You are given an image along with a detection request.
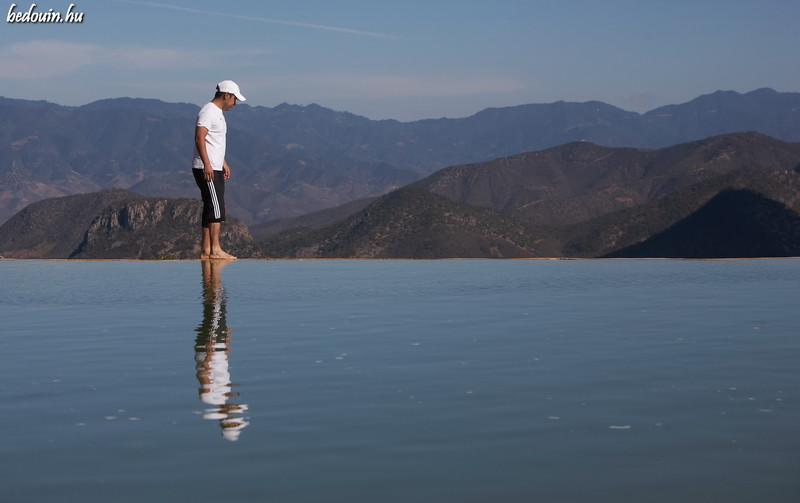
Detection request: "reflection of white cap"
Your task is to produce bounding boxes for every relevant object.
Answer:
[217,80,246,101]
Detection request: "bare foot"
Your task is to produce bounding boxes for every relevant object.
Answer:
[208,250,237,260]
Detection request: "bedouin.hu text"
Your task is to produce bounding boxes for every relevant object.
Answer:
[7,3,84,23]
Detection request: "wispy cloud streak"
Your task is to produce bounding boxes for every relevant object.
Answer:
[117,0,400,39]
[0,40,268,79]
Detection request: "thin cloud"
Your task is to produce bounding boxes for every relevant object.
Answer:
[116,0,400,39]
[253,73,526,100]
[110,47,203,69]
[108,47,274,69]
[0,41,101,79]
[0,40,270,79]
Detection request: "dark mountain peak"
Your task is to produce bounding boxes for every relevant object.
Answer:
[608,189,800,258]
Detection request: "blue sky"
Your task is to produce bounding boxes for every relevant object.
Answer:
[2,0,798,121]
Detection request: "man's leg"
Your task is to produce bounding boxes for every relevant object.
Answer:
[200,225,212,259]
[196,168,237,260]
[206,222,237,260]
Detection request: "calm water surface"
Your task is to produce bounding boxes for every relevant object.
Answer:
[1,259,798,502]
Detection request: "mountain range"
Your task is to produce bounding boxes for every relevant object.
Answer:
[4,131,799,259]
[2,88,800,259]
[2,88,799,227]
[259,132,800,259]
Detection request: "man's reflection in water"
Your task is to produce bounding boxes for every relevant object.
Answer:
[195,259,249,441]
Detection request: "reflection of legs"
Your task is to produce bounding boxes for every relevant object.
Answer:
[196,259,248,441]
[200,252,228,287]
[201,222,237,260]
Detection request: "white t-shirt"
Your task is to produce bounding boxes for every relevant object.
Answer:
[192,102,226,171]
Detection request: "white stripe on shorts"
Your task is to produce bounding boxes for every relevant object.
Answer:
[207,180,221,220]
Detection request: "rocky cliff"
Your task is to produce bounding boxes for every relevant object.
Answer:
[0,189,259,259]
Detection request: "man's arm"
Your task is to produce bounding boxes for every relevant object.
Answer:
[194,126,214,181]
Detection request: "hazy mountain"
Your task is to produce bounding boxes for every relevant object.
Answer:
[2,88,799,226]
[231,88,800,173]
[0,188,257,259]
[259,186,559,259]
[0,97,417,226]
[638,88,800,146]
[258,133,800,259]
[414,132,800,227]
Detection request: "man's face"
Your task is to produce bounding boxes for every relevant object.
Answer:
[221,93,237,111]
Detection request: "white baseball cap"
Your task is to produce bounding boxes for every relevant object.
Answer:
[217,80,246,102]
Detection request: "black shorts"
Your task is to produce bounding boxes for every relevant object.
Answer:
[193,169,226,226]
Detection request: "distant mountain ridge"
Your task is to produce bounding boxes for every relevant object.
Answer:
[414,132,800,227]
[2,88,799,226]
[260,132,800,259]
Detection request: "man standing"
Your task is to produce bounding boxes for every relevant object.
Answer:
[192,80,246,260]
